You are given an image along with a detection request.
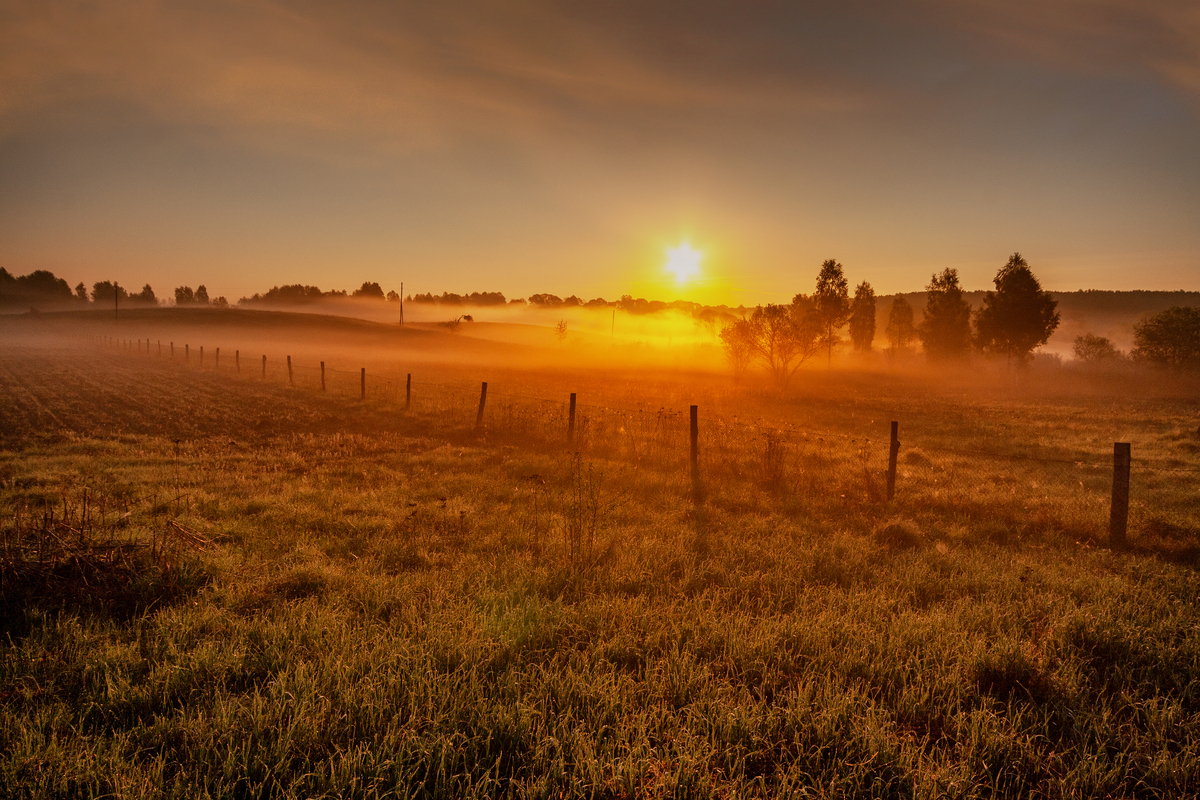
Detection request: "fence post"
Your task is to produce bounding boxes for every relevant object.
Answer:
[199,346,203,367]
[262,355,266,379]
[360,368,366,400]
[320,362,326,391]
[287,356,293,386]
[568,392,577,443]
[157,340,161,357]
[690,404,700,477]
[887,421,900,501]
[185,344,189,363]
[476,382,488,432]
[215,347,219,369]
[235,350,240,373]
[1110,442,1131,548]
[170,342,174,358]
[406,373,411,410]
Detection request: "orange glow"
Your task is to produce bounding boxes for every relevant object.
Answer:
[664,242,703,284]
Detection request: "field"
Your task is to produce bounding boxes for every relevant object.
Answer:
[3,310,1200,798]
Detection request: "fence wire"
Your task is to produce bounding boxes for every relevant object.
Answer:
[93,335,1199,540]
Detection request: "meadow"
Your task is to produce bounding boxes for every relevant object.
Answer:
[2,310,1200,798]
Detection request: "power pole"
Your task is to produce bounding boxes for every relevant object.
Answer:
[114,282,120,322]
[400,281,404,326]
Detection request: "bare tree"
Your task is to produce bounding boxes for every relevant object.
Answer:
[718,316,756,382]
[554,319,569,342]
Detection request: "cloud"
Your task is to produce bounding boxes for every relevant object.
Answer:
[920,0,1200,105]
[0,0,888,154]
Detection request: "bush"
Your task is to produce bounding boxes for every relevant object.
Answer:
[1132,306,1200,368]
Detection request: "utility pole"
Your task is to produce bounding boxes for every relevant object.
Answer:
[114,282,120,322]
[400,281,404,326]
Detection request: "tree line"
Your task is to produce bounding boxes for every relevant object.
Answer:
[719,253,1200,383]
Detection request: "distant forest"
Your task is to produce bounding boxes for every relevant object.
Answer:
[3,266,1198,328]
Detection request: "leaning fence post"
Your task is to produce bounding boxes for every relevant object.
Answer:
[360,368,366,400]
[235,350,240,373]
[262,355,266,379]
[887,421,900,501]
[476,382,488,432]
[1110,442,1131,548]
[406,373,412,410]
[199,346,204,367]
[320,361,326,391]
[185,344,189,363]
[215,347,219,369]
[170,342,174,358]
[568,392,577,443]
[287,356,293,386]
[157,340,161,357]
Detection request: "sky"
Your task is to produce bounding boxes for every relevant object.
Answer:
[2,0,1198,306]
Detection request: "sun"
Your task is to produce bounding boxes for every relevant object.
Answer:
[665,242,702,284]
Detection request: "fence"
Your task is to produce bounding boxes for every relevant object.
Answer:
[85,334,1199,549]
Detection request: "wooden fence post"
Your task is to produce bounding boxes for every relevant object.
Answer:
[215,347,219,369]
[887,421,900,501]
[690,405,702,500]
[406,373,411,410]
[261,355,266,379]
[157,340,161,357]
[185,344,189,363]
[320,361,326,391]
[568,392,577,443]
[1110,442,1131,548]
[361,368,366,400]
[287,356,293,386]
[476,382,488,432]
[235,350,240,373]
[199,346,203,367]
[170,342,174,358]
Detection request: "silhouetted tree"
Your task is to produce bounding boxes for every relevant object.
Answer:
[529,293,564,307]
[195,285,210,305]
[726,296,821,388]
[1073,333,1119,362]
[886,296,917,353]
[130,284,157,305]
[1131,306,1200,368]
[212,296,229,308]
[718,316,756,382]
[848,281,876,352]
[918,269,972,360]
[75,282,88,302]
[0,268,74,308]
[973,253,1059,365]
[554,319,569,342]
[386,290,400,302]
[353,281,385,299]
[814,259,850,363]
[92,281,129,304]
[174,286,195,305]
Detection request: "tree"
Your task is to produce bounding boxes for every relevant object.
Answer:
[554,319,569,342]
[174,286,195,305]
[130,284,156,305]
[718,296,821,388]
[386,290,400,302]
[353,281,385,299]
[718,316,756,383]
[1131,306,1200,368]
[814,259,850,363]
[74,282,88,302]
[195,285,210,305]
[92,281,128,304]
[886,296,916,353]
[1073,333,1119,362]
[918,268,972,360]
[848,281,876,352]
[973,253,1059,365]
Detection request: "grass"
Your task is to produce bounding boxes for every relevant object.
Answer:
[1,332,1199,797]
